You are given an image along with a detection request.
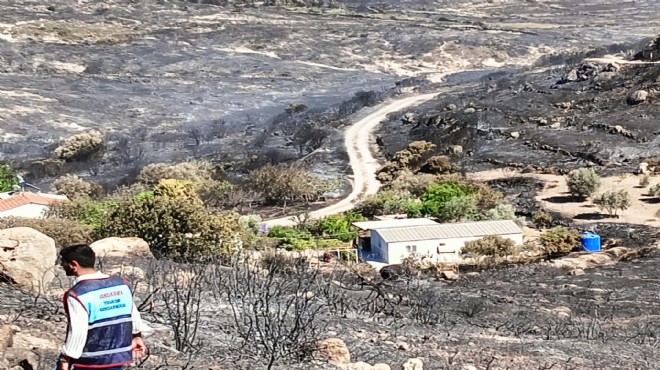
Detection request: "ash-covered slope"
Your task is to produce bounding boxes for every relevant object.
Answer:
[379,42,660,175]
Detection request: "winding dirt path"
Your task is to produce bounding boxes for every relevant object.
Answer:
[263,92,439,226]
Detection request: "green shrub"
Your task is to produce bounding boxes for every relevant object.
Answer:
[136,161,212,185]
[436,195,478,222]
[404,201,424,218]
[0,217,93,249]
[566,168,600,199]
[267,225,312,239]
[47,199,118,229]
[592,189,631,216]
[314,212,365,242]
[354,190,416,218]
[97,196,244,261]
[239,214,263,236]
[153,179,199,199]
[0,164,17,192]
[639,175,650,188]
[483,203,525,226]
[419,181,477,221]
[650,183,660,196]
[539,226,581,257]
[196,179,234,207]
[531,210,553,229]
[248,164,330,205]
[462,235,517,258]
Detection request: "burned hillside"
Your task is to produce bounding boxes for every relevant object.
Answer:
[379,47,660,177]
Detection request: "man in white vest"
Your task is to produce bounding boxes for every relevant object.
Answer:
[58,244,147,370]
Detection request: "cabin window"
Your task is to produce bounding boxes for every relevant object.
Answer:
[406,245,417,253]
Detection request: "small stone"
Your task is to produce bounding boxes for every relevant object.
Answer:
[396,341,411,351]
[463,366,478,370]
[463,107,476,114]
[568,269,585,276]
[441,271,459,281]
[446,103,457,111]
[549,121,561,129]
[564,68,579,82]
[449,145,463,155]
[510,131,520,139]
[499,296,515,304]
[373,364,391,370]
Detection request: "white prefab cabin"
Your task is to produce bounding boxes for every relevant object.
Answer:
[369,220,523,264]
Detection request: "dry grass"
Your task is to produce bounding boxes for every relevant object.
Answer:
[10,21,133,44]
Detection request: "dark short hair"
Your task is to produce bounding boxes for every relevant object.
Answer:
[59,244,95,268]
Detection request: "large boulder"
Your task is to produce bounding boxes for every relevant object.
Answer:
[627,90,648,105]
[0,324,13,353]
[0,227,56,292]
[316,338,351,365]
[402,358,424,370]
[90,237,154,259]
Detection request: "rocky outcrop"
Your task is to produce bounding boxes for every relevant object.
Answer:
[549,247,630,271]
[90,237,154,259]
[561,62,619,83]
[0,227,56,292]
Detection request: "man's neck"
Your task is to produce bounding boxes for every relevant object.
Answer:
[75,268,97,277]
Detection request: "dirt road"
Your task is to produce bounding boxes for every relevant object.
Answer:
[263,92,439,226]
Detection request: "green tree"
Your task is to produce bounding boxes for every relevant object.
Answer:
[419,181,475,220]
[354,190,416,218]
[592,189,631,216]
[462,235,517,258]
[0,164,17,192]
[566,168,601,199]
[97,195,244,261]
[314,212,366,242]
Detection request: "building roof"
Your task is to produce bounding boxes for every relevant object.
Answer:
[352,218,438,231]
[373,220,522,243]
[0,192,68,212]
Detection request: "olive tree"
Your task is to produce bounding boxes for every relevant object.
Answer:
[248,164,330,208]
[566,168,601,199]
[592,189,631,217]
[650,183,660,196]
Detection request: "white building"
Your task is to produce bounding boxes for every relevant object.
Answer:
[368,219,523,264]
[0,191,69,218]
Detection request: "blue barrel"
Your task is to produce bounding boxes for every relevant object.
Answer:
[581,231,601,252]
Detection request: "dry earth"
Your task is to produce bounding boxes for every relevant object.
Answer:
[469,169,660,228]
